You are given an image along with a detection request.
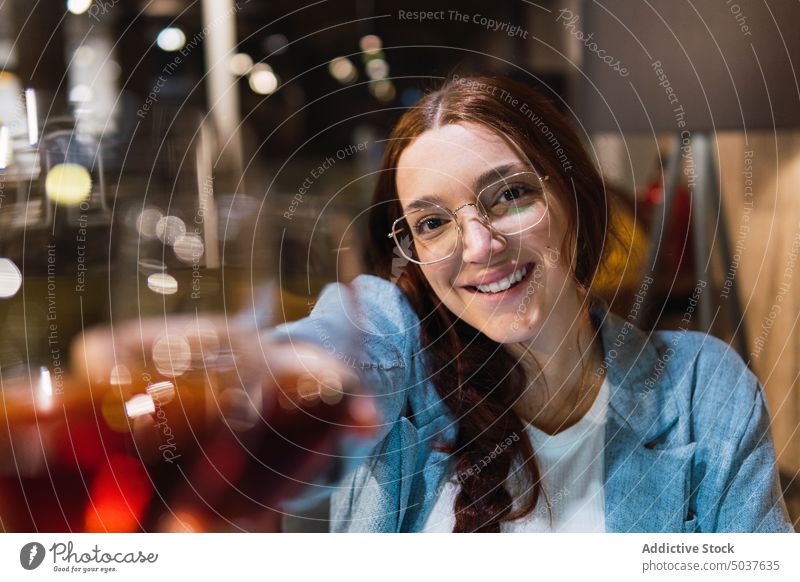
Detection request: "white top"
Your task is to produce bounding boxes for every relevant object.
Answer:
[422,378,610,532]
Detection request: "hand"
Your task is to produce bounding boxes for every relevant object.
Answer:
[61,314,379,532]
[70,313,373,421]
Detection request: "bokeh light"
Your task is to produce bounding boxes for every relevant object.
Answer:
[173,233,205,263]
[329,57,357,84]
[146,380,176,406]
[124,394,156,419]
[370,79,395,102]
[85,454,152,532]
[0,258,22,298]
[146,272,179,295]
[248,64,279,95]
[157,510,205,533]
[359,34,382,55]
[109,364,132,387]
[155,215,186,245]
[45,163,92,206]
[151,334,192,377]
[136,207,163,239]
[365,58,389,80]
[156,27,186,52]
[0,124,10,169]
[68,84,93,103]
[66,0,92,16]
[229,53,253,76]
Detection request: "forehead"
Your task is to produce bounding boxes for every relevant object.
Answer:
[395,122,523,204]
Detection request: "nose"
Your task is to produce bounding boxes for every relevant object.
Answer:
[457,207,506,263]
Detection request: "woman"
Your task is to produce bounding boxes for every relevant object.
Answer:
[272,74,793,533]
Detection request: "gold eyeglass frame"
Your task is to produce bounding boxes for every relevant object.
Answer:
[386,171,550,266]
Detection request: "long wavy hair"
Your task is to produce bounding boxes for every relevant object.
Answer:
[367,75,609,532]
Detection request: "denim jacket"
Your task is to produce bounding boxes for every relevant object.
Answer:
[269,275,793,533]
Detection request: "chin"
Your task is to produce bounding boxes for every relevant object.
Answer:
[461,308,545,345]
[493,322,542,345]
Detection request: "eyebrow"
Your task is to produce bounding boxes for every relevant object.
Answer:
[404,163,524,212]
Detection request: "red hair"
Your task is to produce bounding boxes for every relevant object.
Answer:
[367,75,609,532]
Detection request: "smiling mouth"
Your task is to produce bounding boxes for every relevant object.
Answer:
[464,262,535,295]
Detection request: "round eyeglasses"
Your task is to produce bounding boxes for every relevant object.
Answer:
[387,171,549,265]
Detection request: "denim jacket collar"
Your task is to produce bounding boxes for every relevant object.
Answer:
[592,304,681,444]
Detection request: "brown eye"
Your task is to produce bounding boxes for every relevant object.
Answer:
[499,185,526,202]
[489,183,539,212]
[415,215,449,235]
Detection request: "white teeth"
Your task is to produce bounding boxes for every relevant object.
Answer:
[476,265,528,294]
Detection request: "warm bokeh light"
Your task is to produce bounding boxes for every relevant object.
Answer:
[84,454,152,532]
[36,366,55,411]
[229,52,253,76]
[173,233,205,263]
[248,63,279,94]
[146,272,179,295]
[45,162,92,206]
[359,34,382,55]
[370,79,395,102]
[146,380,176,406]
[296,374,321,403]
[157,509,205,533]
[109,364,132,386]
[329,57,357,84]
[318,370,344,405]
[101,391,131,433]
[151,334,192,377]
[124,393,156,419]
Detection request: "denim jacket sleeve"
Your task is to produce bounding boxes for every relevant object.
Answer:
[263,274,420,448]
[710,375,793,532]
[686,336,793,532]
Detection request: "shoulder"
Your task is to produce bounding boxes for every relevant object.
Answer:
[648,330,789,532]
[297,272,419,334]
[296,275,422,374]
[657,329,757,395]
[341,275,422,354]
[600,307,762,441]
[266,275,419,358]
[349,275,420,334]
[652,329,762,434]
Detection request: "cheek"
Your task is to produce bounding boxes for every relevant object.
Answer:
[420,264,482,319]
[517,213,568,274]
[420,264,458,301]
